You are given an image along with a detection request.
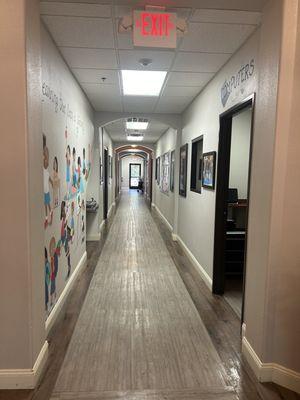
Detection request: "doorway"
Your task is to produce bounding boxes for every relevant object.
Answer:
[103,147,108,219]
[129,163,141,189]
[213,95,254,322]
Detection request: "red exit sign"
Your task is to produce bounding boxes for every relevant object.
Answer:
[133,10,177,48]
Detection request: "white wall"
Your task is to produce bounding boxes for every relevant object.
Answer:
[86,127,115,240]
[229,107,252,199]
[178,30,258,279]
[86,133,101,240]
[41,24,94,319]
[0,0,45,374]
[121,156,144,189]
[244,0,300,380]
[154,128,177,228]
[103,128,115,213]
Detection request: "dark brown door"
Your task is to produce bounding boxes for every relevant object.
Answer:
[103,148,108,219]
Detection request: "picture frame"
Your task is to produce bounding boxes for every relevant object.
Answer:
[156,157,160,184]
[161,152,170,194]
[170,150,175,192]
[108,155,112,179]
[202,151,216,189]
[179,144,188,197]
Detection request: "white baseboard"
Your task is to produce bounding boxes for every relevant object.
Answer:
[46,251,87,335]
[152,203,173,232]
[87,233,101,241]
[242,322,247,339]
[108,202,115,219]
[242,337,300,393]
[173,234,213,291]
[0,341,49,389]
[172,233,178,242]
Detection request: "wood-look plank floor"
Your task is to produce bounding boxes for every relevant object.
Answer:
[51,191,235,399]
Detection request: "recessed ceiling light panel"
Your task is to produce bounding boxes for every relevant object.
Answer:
[126,118,149,130]
[127,135,144,142]
[121,70,167,96]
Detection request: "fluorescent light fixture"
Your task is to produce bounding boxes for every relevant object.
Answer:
[121,70,167,96]
[127,135,144,142]
[126,121,149,130]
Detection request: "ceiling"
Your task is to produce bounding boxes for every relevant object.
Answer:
[40,1,263,117]
[104,118,169,143]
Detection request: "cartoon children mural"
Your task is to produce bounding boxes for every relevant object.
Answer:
[72,147,77,190]
[43,139,53,228]
[65,226,72,279]
[60,200,72,280]
[60,200,67,247]
[66,145,71,199]
[52,156,60,208]
[77,156,85,194]
[81,199,85,243]
[49,236,60,307]
[45,247,50,312]
[70,201,75,242]
[43,124,92,316]
[82,148,86,177]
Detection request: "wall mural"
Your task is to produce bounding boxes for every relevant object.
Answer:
[42,82,93,317]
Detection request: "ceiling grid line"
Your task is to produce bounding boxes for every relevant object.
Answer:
[40,0,263,134]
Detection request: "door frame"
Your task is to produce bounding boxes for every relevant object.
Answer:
[103,147,108,219]
[129,163,141,189]
[212,94,255,323]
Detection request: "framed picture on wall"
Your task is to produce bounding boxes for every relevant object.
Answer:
[161,152,170,194]
[156,157,160,184]
[179,144,188,197]
[202,151,216,189]
[170,150,175,192]
[108,155,112,179]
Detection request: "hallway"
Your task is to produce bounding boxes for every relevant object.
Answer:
[51,191,234,400]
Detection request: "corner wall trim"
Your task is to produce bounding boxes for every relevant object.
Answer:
[152,203,173,233]
[45,251,87,335]
[173,234,213,291]
[0,341,49,389]
[242,337,300,393]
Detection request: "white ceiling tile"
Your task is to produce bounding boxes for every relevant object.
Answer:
[104,118,168,143]
[42,16,114,48]
[156,96,192,114]
[72,69,119,84]
[167,72,214,87]
[40,2,112,18]
[84,87,123,112]
[172,52,231,73]
[191,9,261,24]
[42,0,267,12]
[60,48,118,69]
[162,85,201,98]
[180,22,256,53]
[123,97,157,113]
[114,5,132,18]
[89,96,123,112]
[171,8,192,19]
[117,33,134,50]
[119,50,175,70]
[81,83,121,98]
